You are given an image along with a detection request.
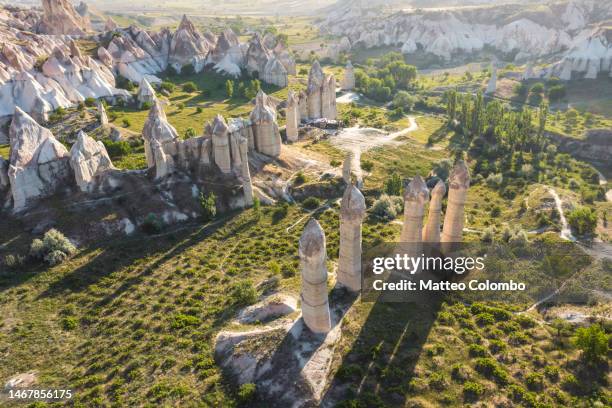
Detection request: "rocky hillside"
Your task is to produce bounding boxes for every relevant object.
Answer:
[320,0,612,79]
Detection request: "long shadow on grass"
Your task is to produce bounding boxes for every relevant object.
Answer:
[320,287,445,407]
[35,218,230,302]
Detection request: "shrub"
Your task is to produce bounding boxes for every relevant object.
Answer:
[567,206,597,236]
[573,324,609,363]
[61,316,78,330]
[84,97,96,107]
[437,311,455,326]
[463,381,485,400]
[170,313,200,330]
[237,383,256,404]
[497,321,519,335]
[525,372,544,391]
[141,101,152,110]
[428,372,448,390]
[122,118,131,128]
[486,173,503,188]
[294,171,306,185]
[451,363,470,382]
[182,81,197,93]
[468,344,488,357]
[103,140,131,158]
[196,106,203,114]
[488,339,506,354]
[230,280,257,306]
[371,194,402,221]
[272,203,289,223]
[548,85,566,101]
[142,213,163,234]
[474,358,509,385]
[302,197,320,210]
[199,192,217,222]
[184,127,197,139]
[116,75,134,91]
[361,160,374,172]
[160,81,175,93]
[475,312,495,326]
[3,254,25,268]
[544,365,560,381]
[29,229,76,266]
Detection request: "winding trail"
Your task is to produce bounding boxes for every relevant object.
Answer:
[329,116,419,184]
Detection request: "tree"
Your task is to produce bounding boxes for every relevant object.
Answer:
[199,192,217,222]
[573,324,609,363]
[548,85,566,101]
[392,91,416,113]
[537,101,548,142]
[567,206,597,236]
[384,173,403,196]
[182,81,197,93]
[225,80,234,99]
[184,127,196,139]
[433,159,453,181]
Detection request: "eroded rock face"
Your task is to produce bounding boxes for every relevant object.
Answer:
[401,175,429,243]
[320,0,612,80]
[342,60,355,91]
[97,100,108,126]
[0,156,9,189]
[169,15,214,73]
[7,108,71,210]
[211,114,232,174]
[305,61,337,120]
[299,218,331,334]
[262,57,288,87]
[338,185,366,292]
[142,99,179,169]
[285,90,299,143]
[441,161,470,244]
[39,0,91,35]
[250,90,281,158]
[137,78,156,107]
[69,131,114,192]
[422,180,446,243]
[0,10,129,136]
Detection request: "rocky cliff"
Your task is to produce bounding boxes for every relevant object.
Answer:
[320,0,612,79]
[38,0,91,36]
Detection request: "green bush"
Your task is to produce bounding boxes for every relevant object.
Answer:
[462,381,485,400]
[488,339,506,354]
[544,365,560,381]
[475,312,495,326]
[141,101,152,110]
[29,229,77,266]
[84,97,96,107]
[371,194,402,221]
[230,280,257,306]
[361,160,374,172]
[573,324,609,363]
[567,206,597,236]
[468,344,488,357]
[302,197,320,210]
[61,316,78,330]
[294,171,306,185]
[525,372,544,391]
[142,213,162,234]
[384,173,402,196]
[103,140,132,158]
[116,75,134,91]
[160,81,175,93]
[237,383,256,404]
[170,313,200,330]
[428,372,448,390]
[184,127,197,139]
[199,192,217,222]
[182,81,197,93]
[122,118,131,128]
[474,358,509,385]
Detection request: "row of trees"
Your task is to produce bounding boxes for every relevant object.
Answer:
[445,90,549,159]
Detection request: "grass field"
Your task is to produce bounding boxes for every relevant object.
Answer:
[0,144,9,158]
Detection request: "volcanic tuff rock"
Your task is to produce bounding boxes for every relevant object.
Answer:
[250,90,281,157]
[136,78,156,107]
[38,0,91,35]
[69,131,114,192]
[100,18,295,86]
[142,99,179,169]
[7,108,71,210]
[320,0,612,79]
[0,7,130,140]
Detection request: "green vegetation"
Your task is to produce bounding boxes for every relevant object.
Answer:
[354,52,417,102]
[29,229,77,266]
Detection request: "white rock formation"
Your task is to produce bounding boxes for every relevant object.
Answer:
[105,17,118,32]
[441,161,470,244]
[338,184,366,292]
[7,108,71,210]
[342,60,355,91]
[306,61,337,120]
[38,0,91,35]
[422,180,446,243]
[299,218,331,334]
[400,175,429,243]
[285,90,300,143]
[250,90,281,158]
[142,99,178,170]
[169,15,214,73]
[342,152,353,184]
[237,136,253,206]
[262,57,288,88]
[211,114,232,174]
[69,131,114,192]
[320,0,612,80]
[97,100,108,126]
[137,78,156,108]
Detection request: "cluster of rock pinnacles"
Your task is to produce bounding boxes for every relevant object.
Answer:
[299,161,470,334]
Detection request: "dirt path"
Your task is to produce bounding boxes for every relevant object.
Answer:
[329,117,419,184]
